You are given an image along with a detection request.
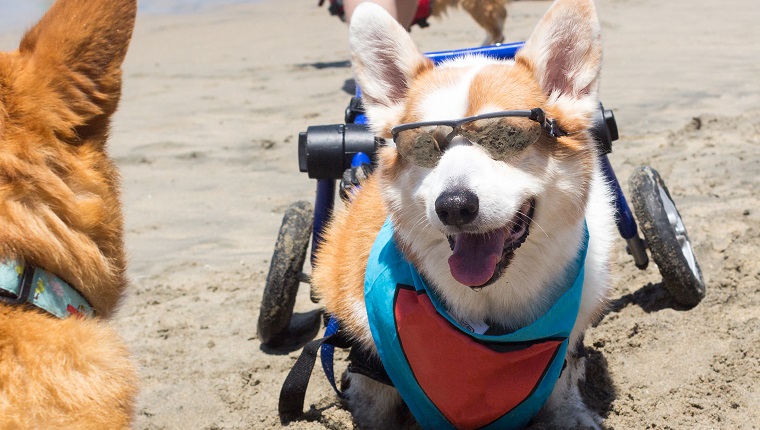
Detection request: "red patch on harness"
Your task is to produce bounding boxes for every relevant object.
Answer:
[395,287,562,429]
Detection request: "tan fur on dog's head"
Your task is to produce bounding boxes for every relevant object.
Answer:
[0,0,136,317]
[350,0,603,328]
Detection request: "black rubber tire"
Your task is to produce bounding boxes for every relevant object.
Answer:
[257,200,314,345]
[629,166,705,307]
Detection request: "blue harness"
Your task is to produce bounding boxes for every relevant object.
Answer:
[356,218,588,429]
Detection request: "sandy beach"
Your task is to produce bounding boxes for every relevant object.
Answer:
[2,0,759,428]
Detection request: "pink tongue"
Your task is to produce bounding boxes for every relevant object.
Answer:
[448,230,507,287]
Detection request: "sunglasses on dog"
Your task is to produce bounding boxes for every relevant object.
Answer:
[390,108,571,168]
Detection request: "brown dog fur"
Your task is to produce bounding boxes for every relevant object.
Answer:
[431,0,510,44]
[0,0,138,427]
[312,150,395,348]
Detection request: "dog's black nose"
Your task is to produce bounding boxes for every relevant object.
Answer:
[435,189,479,227]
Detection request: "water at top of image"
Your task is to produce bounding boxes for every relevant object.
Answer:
[0,0,262,36]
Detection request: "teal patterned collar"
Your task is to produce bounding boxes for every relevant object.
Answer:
[0,258,94,319]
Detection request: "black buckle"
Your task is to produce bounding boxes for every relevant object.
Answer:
[344,96,365,124]
[0,264,35,305]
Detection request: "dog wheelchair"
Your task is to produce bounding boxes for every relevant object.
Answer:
[257,42,705,347]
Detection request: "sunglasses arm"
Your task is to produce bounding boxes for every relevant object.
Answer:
[530,108,570,138]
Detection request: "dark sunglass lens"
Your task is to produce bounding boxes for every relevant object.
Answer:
[395,125,457,168]
[466,118,542,158]
[396,128,441,168]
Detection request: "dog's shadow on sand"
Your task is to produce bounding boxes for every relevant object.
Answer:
[607,281,695,314]
[581,348,617,426]
[259,309,323,355]
[580,281,691,426]
[297,59,356,95]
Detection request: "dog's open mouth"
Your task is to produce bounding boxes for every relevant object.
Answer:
[447,199,535,288]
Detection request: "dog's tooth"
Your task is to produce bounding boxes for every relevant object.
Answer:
[472,287,483,292]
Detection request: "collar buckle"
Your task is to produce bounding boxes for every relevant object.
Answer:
[0,264,35,306]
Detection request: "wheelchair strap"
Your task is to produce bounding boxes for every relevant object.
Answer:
[278,318,352,420]
[279,316,394,421]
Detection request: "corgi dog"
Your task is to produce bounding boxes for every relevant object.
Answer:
[312,0,616,428]
[430,0,509,45]
[0,0,138,427]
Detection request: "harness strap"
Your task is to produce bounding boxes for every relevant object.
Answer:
[278,317,352,420]
[319,316,345,396]
[322,316,394,392]
[279,316,395,422]
[347,345,394,387]
[414,0,431,27]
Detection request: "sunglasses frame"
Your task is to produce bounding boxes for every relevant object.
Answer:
[390,108,570,144]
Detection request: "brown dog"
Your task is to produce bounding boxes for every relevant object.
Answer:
[431,0,509,44]
[0,0,138,427]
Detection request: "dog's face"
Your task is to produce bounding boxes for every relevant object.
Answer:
[0,0,136,317]
[351,0,602,323]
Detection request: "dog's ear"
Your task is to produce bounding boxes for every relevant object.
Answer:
[17,0,137,145]
[349,2,432,136]
[516,0,602,109]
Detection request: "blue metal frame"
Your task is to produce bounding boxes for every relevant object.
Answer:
[424,41,525,64]
[310,42,647,269]
[311,179,335,264]
[599,155,637,240]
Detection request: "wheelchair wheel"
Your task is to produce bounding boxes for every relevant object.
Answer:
[629,166,705,307]
[258,200,314,345]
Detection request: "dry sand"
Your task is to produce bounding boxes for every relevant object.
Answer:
[3,0,759,428]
